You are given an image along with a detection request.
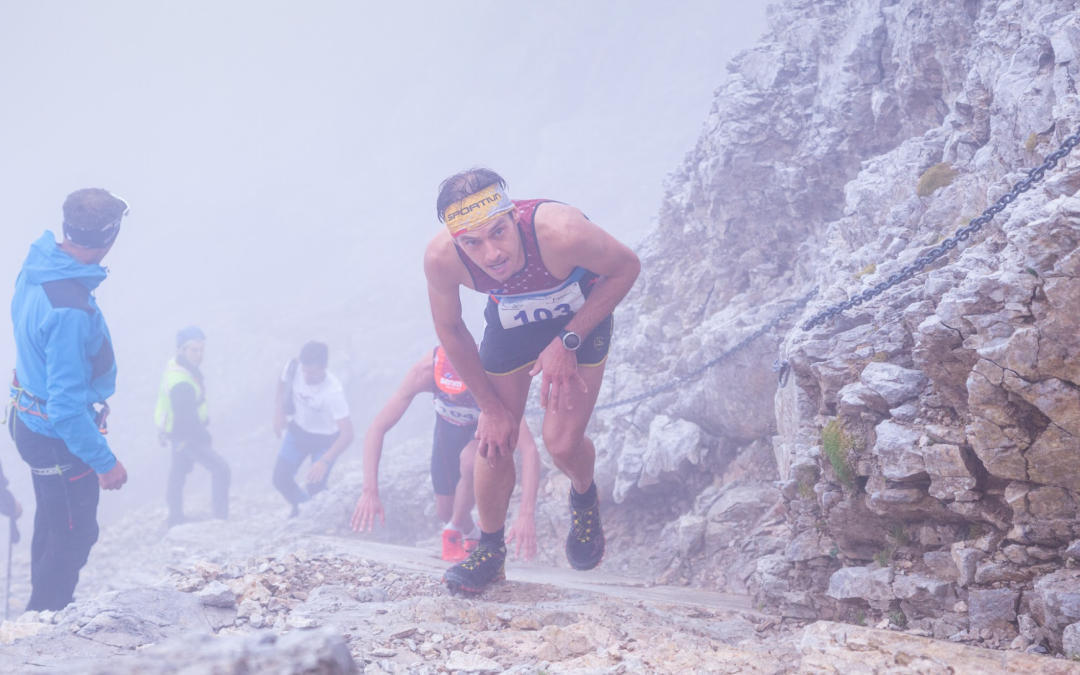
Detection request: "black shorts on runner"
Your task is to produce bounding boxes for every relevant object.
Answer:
[431,415,477,496]
[479,298,613,376]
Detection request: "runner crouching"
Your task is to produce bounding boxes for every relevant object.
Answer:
[350,345,540,562]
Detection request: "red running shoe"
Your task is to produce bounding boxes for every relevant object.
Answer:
[441,529,468,562]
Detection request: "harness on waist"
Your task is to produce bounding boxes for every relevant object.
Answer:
[29,464,92,481]
[8,370,110,435]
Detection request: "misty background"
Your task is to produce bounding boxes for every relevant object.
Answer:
[0,2,768,528]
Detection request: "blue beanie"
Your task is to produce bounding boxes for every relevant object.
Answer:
[176,325,206,348]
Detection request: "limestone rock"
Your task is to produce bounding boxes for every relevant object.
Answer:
[65,627,359,675]
[951,545,983,588]
[444,651,502,673]
[860,362,928,407]
[826,566,895,610]
[1064,623,1080,660]
[892,574,956,620]
[923,551,959,582]
[837,382,890,415]
[872,421,925,482]
[968,588,1019,639]
[799,621,1080,674]
[1035,570,1080,632]
[195,580,237,608]
[0,620,49,645]
[639,415,704,488]
[922,443,977,501]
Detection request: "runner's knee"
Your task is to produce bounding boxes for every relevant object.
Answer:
[542,429,580,462]
[459,445,476,475]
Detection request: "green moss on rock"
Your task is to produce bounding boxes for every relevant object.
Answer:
[916,163,958,198]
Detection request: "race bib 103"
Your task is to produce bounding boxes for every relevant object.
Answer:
[496,276,586,329]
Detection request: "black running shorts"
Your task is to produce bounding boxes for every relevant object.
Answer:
[479,298,613,376]
[431,415,477,496]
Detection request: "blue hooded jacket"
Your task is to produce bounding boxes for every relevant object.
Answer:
[10,231,117,474]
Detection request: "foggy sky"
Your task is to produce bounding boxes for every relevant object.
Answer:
[0,2,769,523]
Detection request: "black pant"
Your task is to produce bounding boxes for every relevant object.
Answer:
[431,416,477,496]
[11,414,100,612]
[167,442,230,522]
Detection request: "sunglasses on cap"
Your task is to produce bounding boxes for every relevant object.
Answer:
[63,193,130,249]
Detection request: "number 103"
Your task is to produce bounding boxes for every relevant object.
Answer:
[512,303,573,325]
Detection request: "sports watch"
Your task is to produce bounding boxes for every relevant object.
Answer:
[559,329,582,351]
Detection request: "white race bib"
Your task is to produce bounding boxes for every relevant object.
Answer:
[433,398,481,426]
[497,280,586,329]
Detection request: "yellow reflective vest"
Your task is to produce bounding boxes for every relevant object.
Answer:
[154,358,209,434]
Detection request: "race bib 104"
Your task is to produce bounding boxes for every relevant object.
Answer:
[433,398,481,426]
[496,277,586,329]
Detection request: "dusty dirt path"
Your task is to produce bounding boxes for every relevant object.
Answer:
[311,535,758,614]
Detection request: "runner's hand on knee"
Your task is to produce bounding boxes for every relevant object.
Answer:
[476,406,519,465]
[530,339,588,413]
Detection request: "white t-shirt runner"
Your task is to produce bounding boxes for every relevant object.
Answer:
[281,362,350,435]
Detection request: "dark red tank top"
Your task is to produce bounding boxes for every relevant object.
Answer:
[456,199,574,295]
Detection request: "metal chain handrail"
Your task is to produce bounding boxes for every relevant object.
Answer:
[801,130,1080,331]
[524,287,818,415]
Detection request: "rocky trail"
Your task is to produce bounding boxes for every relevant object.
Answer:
[0,470,1078,674]
[6,0,1080,672]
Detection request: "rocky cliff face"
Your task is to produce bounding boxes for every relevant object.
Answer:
[581,0,1080,656]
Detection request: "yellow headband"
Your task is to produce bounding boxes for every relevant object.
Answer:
[443,184,514,237]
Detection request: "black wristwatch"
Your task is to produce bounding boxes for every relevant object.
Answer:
[559,329,582,351]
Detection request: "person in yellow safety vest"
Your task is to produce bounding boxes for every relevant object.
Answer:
[155,326,230,526]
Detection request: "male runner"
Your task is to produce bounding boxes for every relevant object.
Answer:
[350,345,540,562]
[424,168,640,593]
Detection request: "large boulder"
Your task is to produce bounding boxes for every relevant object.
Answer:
[826,566,895,611]
[63,627,359,675]
[967,588,1019,640]
[872,421,925,482]
[1035,570,1080,633]
[859,362,928,407]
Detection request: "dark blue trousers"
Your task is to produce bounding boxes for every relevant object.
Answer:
[11,414,100,612]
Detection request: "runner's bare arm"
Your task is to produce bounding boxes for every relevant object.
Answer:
[363,357,432,493]
[537,203,641,338]
[517,417,540,520]
[531,205,641,411]
[352,356,431,531]
[506,417,541,561]
[424,234,519,458]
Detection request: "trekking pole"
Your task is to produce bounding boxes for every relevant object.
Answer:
[4,516,17,622]
[5,517,13,621]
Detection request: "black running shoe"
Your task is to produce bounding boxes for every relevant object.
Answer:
[566,491,605,570]
[443,542,506,594]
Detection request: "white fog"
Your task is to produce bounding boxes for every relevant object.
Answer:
[1,1,767,524]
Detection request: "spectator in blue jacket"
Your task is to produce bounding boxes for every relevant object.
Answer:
[9,188,129,612]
